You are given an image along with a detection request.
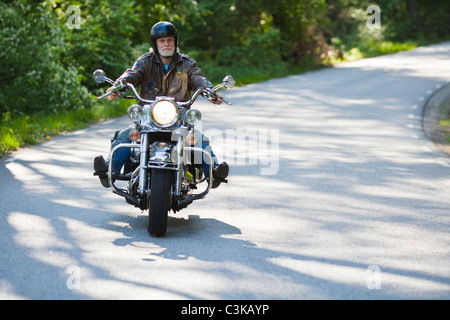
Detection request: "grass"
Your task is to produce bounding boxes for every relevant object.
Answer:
[0,98,131,158]
[363,40,419,57]
[325,40,421,65]
[439,103,450,143]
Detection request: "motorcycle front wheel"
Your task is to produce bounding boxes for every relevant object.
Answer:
[147,169,172,237]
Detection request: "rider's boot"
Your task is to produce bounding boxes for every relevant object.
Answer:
[93,155,110,188]
[212,162,229,189]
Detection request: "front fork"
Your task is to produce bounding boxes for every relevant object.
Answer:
[138,134,149,195]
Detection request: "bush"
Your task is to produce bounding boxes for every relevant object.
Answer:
[0,1,92,116]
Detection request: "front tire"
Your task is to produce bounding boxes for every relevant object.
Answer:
[148,169,172,237]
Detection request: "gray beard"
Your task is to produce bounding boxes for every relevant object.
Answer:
[158,47,176,58]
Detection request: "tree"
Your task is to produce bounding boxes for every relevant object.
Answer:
[0,0,91,115]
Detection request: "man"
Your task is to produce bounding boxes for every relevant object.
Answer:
[94,21,229,188]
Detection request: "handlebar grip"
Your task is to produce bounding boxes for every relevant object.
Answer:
[97,91,114,100]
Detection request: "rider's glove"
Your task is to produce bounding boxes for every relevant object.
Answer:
[202,88,223,105]
[202,88,219,101]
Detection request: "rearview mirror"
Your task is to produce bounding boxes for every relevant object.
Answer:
[93,69,107,83]
[223,75,235,90]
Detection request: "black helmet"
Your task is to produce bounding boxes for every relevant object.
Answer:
[150,21,178,51]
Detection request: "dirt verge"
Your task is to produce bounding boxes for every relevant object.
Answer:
[422,83,450,156]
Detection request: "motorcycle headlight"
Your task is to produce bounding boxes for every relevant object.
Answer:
[151,100,179,127]
[185,109,202,125]
[127,104,143,121]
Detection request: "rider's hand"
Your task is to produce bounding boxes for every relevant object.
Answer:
[210,93,223,105]
[203,89,223,105]
[106,87,120,100]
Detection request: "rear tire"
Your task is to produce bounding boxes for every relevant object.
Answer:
[148,169,172,237]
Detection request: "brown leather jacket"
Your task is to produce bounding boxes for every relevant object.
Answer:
[117,50,213,102]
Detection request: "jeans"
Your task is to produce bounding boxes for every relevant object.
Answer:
[108,126,219,175]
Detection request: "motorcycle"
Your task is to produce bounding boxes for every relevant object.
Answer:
[92,69,235,237]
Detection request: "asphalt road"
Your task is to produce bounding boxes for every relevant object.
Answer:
[1,42,450,300]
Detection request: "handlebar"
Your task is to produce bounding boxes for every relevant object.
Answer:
[96,78,231,106]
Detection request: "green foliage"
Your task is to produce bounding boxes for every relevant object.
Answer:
[54,0,138,90]
[374,0,450,41]
[0,0,92,115]
[324,0,449,59]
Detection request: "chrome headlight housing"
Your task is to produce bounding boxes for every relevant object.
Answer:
[185,108,202,125]
[151,99,180,128]
[127,104,143,121]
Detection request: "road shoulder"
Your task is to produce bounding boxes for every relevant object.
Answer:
[422,83,450,156]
